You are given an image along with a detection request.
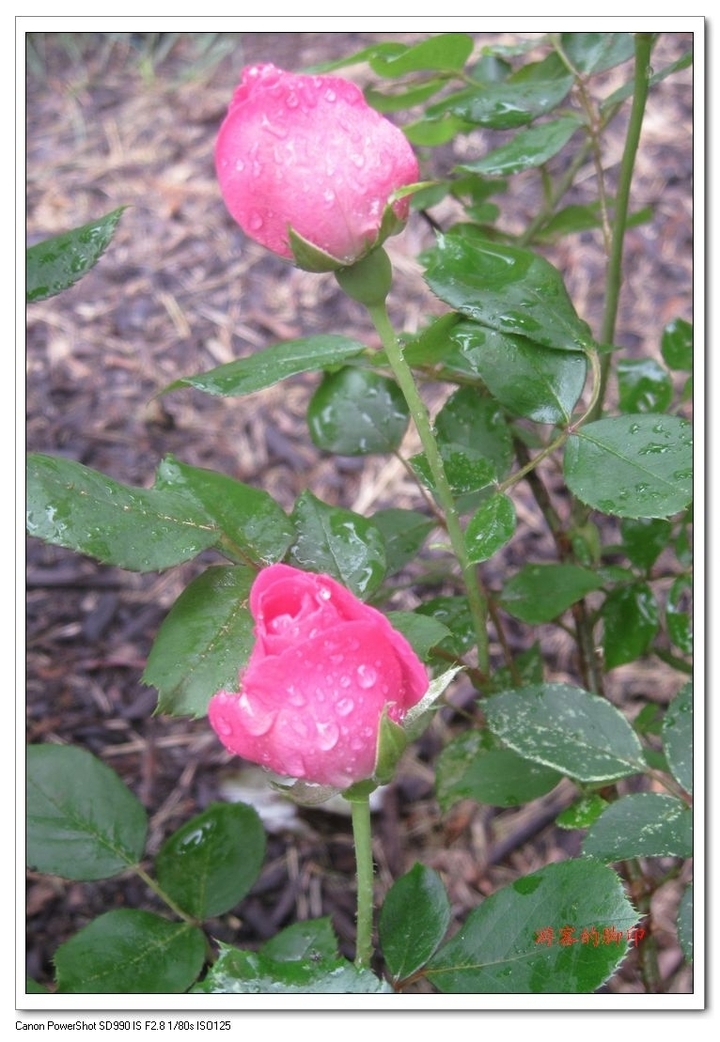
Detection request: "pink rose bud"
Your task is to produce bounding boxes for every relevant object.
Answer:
[208,564,429,789]
[215,63,420,268]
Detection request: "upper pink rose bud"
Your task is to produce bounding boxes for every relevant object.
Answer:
[215,63,420,269]
[208,564,428,789]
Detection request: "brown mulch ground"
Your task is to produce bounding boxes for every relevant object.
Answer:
[25,31,693,996]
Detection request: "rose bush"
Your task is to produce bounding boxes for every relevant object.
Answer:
[208,564,428,788]
[215,62,420,269]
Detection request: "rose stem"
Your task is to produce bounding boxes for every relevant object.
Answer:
[366,299,490,676]
[349,792,375,970]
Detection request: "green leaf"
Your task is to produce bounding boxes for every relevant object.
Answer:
[601,50,693,113]
[460,115,584,177]
[155,455,293,565]
[364,79,446,114]
[499,563,603,624]
[385,610,451,661]
[560,32,635,74]
[404,114,471,147]
[466,492,517,563]
[662,682,693,794]
[26,207,124,303]
[371,507,434,575]
[535,201,653,243]
[618,517,673,570]
[411,444,496,499]
[582,793,693,860]
[436,730,562,811]
[369,33,474,76]
[54,910,205,993]
[192,941,391,994]
[666,576,693,655]
[617,358,673,413]
[601,582,659,668]
[307,367,409,455]
[429,53,574,130]
[411,319,587,424]
[379,864,452,981]
[424,234,595,352]
[556,794,609,830]
[143,565,254,718]
[484,683,645,782]
[26,744,147,881]
[289,491,386,597]
[661,317,693,371]
[261,917,338,962]
[425,859,636,992]
[155,802,265,919]
[564,415,693,518]
[435,386,514,478]
[416,596,475,658]
[163,335,367,398]
[677,885,693,962]
[27,454,218,571]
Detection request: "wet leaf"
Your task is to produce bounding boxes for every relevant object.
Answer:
[428,53,574,130]
[156,802,266,919]
[308,367,409,455]
[27,454,218,571]
[163,335,367,398]
[484,683,645,782]
[662,682,693,794]
[155,455,294,565]
[54,910,205,993]
[424,233,595,352]
[465,492,517,563]
[143,565,255,718]
[661,317,693,371]
[27,744,147,881]
[601,582,659,668]
[499,563,603,624]
[425,859,636,992]
[582,793,693,860]
[436,730,562,810]
[460,114,583,177]
[289,491,386,598]
[379,864,452,981]
[564,415,693,518]
[192,941,390,994]
[617,358,673,413]
[27,207,124,303]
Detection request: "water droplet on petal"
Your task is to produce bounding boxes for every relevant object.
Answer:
[316,720,339,750]
[238,692,276,736]
[339,674,352,689]
[249,214,264,231]
[215,717,233,737]
[357,664,377,689]
[324,88,337,102]
[336,697,354,716]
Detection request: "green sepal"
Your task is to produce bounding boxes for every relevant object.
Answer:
[287,226,347,272]
[335,248,393,306]
[372,707,409,785]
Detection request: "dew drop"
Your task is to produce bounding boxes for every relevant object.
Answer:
[339,675,352,689]
[336,697,354,716]
[357,664,377,689]
[248,214,264,231]
[316,721,339,751]
[324,88,337,102]
[286,91,299,109]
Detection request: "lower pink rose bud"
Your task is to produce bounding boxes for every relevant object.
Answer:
[208,564,429,789]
